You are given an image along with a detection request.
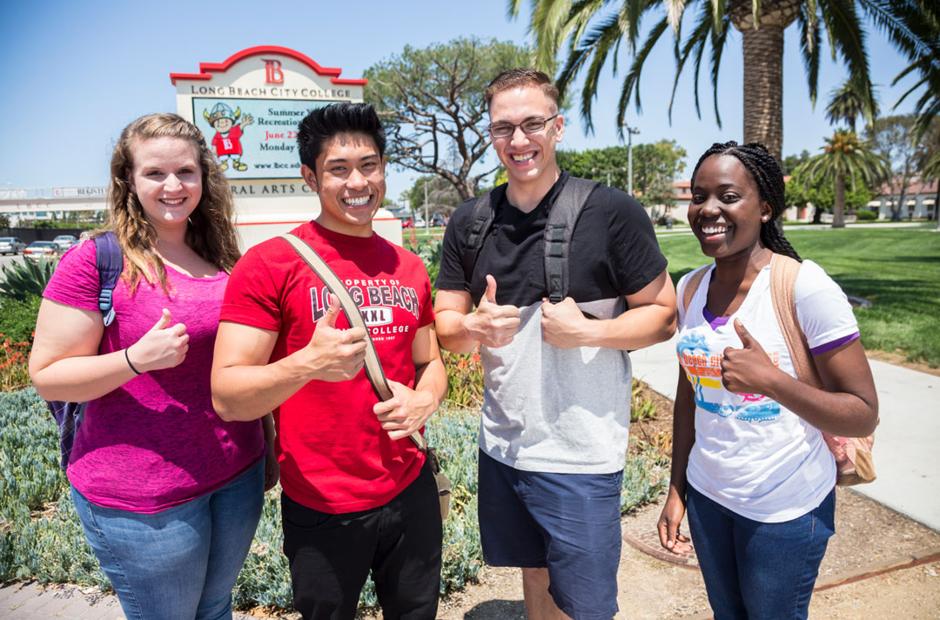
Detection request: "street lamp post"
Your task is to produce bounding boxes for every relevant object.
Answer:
[623,123,640,196]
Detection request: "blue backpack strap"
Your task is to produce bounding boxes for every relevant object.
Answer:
[543,177,598,302]
[93,232,123,326]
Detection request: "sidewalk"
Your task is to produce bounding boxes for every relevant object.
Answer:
[630,335,940,532]
[0,582,258,619]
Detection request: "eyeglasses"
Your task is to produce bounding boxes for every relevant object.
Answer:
[488,114,559,139]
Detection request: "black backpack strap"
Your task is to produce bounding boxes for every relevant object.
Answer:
[544,177,598,302]
[93,232,123,326]
[460,185,507,287]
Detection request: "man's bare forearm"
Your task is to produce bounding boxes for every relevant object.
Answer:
[212,353,313,422]
[435,309,479,353]
[580,303,677,350]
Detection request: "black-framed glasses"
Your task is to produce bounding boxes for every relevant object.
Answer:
[488,114,559,139]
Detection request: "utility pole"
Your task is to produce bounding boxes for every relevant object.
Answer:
[423,181,429,231]
[624,123,640,196]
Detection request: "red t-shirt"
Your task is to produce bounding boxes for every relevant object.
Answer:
[220,221,434,513]
[212,125,243,156]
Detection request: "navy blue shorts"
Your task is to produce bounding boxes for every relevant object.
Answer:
[478,450,623,620]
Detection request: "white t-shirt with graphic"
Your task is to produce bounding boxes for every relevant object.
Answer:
[677,259,859,523]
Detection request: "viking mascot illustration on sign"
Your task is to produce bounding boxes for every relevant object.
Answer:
[204,102,254,171]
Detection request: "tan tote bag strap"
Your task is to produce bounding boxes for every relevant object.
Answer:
[769,253,822,388]
[280,233,427,451]
[681,266,710,315]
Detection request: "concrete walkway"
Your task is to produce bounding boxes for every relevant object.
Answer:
[0,582,258,619]
[631,336,940,532]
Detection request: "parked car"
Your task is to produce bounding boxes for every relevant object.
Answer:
[0,237,26,255]
[53,234,78,251]
[23,241,60,261]
[430,213,446,227]
[401,217,414,229]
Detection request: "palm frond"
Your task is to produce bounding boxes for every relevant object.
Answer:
[664,0,687,32]
[858,0,940,71]
[708,13,731,127]
[667,3,712,123]
[819,0,872,88]
[616,15,669,122]
[797,2,822,106]
[709,0,727,33]
[578,11,627,132]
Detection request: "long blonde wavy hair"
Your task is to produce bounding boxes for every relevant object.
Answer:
[104,112,240,293]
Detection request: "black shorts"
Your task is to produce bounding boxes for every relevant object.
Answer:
[281,461,442,620]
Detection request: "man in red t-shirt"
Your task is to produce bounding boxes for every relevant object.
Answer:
[211,103,446,619]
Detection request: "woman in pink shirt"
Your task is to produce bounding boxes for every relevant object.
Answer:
[29,113,272,620]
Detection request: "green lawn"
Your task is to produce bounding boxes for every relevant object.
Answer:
[658,228,940,367]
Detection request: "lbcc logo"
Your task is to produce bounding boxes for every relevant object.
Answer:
[262,58,284,84]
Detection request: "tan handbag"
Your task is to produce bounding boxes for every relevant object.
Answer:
[281,233,453,518]
[768,254,876,486]
[680,255,876,486]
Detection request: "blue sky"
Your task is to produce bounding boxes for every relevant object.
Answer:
[0,0,918,204]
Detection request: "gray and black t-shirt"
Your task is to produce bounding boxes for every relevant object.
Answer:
[436,172,667,473]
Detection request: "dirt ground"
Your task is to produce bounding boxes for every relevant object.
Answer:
[424,396,940,620]
[430,488,940,619]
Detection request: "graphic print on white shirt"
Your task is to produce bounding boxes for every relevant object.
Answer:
[678,331,782,422]
[676,259,860,522]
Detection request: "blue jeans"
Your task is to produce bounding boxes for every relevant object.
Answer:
[71,458,264,620]
[686,485,835,620]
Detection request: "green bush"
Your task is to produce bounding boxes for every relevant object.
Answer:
[0,294,42,345]
[0,391,667,613]
[0,295,41,391]
[855,209,878,221]
[0,259,57,301]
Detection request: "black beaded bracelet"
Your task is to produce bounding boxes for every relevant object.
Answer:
[124,347,143,375]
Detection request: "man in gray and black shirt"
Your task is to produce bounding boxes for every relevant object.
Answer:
[434,69,676,620]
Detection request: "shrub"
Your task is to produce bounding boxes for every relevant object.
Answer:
[856,209,878,221]
[0,259,57,301]
[442,350,484,408]
[0,294,42,345]
[0,295,41,392]
[0,391,668,613]
[630,379,657,423]
[416,238,443,289]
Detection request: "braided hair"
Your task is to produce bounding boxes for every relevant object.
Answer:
[690,141,801,261]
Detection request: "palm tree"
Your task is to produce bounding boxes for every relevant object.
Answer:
[826,74,880,133]
[509,0,938,162]
[795,130,889,228]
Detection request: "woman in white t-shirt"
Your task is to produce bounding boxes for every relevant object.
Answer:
[656,142,878,619]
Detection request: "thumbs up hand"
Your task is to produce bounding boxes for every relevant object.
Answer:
[126,308,189,372]
[720,319,781,395]
[302,294,368,382]
[463,275,520,348]
[540,297,588,348]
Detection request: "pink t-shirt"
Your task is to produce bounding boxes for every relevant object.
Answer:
[43,238,264,513]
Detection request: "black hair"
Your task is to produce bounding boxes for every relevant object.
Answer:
[296,103,386,172]
[690,141,801,261]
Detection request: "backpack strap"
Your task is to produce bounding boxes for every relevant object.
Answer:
[460,185,506,285]
[279,233,428,451]
[769,253,821,388]
[543,177,597,302]
[93,232,123,326]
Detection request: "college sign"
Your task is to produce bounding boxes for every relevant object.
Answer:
[170,46,365,182]
[168,46,395,248]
